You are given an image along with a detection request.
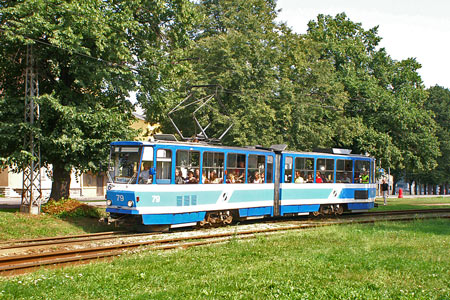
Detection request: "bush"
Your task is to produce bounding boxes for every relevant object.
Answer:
[42,198,102,218]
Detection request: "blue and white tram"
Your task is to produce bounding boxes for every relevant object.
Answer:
[106,140,376,230]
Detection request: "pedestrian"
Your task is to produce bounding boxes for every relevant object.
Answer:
[381,179,389,205]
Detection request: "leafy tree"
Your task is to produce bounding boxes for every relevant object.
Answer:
[0,0,196,200]
[424,86,450,193]
[305,13,440,184]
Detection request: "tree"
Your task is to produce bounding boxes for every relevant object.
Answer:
[424,86,450,193]
[0,0,197,200]
[305,13,440,183]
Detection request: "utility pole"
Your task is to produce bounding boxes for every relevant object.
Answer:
[20,44,42,214]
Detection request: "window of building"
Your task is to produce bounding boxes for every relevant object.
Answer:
[336,159,353,183]
[176,150,200,184]
[294,157,314,183]
[316,158,334,183]
[284,156,293,183]
[248,154,265,183]
[203,152,224,184]
[226,153,246,183]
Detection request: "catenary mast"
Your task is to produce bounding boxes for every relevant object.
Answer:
[20,44,42,214]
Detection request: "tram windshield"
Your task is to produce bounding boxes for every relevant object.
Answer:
[109,146,142,184]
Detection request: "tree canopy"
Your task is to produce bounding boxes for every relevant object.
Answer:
[0,0,197,199]
[0,0,447,199]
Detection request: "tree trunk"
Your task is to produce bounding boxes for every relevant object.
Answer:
[50,164,71,200]
[432,185,437,195]
[439,185,444,195]
[414,181,418,195]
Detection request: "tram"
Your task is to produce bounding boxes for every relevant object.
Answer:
[106,138,376,230]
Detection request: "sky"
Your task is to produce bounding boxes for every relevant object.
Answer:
[275,0,450,88]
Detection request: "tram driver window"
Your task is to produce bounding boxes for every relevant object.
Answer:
[156,149,172,184]
[226,153,246,183]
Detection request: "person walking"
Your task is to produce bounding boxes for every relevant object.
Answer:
[381,179,389,205]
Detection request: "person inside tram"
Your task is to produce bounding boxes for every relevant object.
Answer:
[226,172,236,184]
[307,173,314,183]
[252,171,263,183]
[342,172,351,183]
[315,171,323,183]
[210,170,222,184]
[138,162,152,184]
[194,168,200,183]
[294,171,304,183]
[235,161,245,183]
[202,170,209,184]
[360,170,369,183]
[185,170,197,184]
[175,168,184,184]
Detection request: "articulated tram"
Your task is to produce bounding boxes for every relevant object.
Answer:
[106,140,376,230]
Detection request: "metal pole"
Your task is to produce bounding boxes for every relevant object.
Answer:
[20,44,42,215]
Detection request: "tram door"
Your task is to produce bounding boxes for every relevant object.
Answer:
[273,153,282,216]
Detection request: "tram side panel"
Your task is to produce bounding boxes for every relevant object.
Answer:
[106,183,275,226]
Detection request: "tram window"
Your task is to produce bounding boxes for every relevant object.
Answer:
[248,155,265,184]
[138,147,154,184]
[294,157,314,183]
[226,153,246,183]
[284,156,293,183]
[110,146,141,184]
[203,152,224,184]
[156,149,172,183]
[316,158,334,183]
[336,160,352,183]
[266,155,273,183]
[176,150,200,184]
[355,160,370,183]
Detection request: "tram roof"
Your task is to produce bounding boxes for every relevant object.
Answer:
[110,140,372,159]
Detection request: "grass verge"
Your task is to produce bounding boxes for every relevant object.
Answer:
[0,206,111,241]
[1,219,449,299]
[374,196,450,211]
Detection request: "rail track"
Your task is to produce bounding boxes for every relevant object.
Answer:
[1,208,449,276]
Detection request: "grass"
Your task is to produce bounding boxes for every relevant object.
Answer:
[374,196,450,211]
[0,208,112,241]
[1,219,449,299]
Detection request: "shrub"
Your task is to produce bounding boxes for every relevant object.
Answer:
[42,198,102,218]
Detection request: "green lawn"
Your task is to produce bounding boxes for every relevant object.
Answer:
[1,219,449,300]
[374,196,450,211]
[0,209,112,241]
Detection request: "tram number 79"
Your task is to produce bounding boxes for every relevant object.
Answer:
[152,195,160,203]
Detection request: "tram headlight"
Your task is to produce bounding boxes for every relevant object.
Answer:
[127,200,134,207]
[106,200,112,206]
